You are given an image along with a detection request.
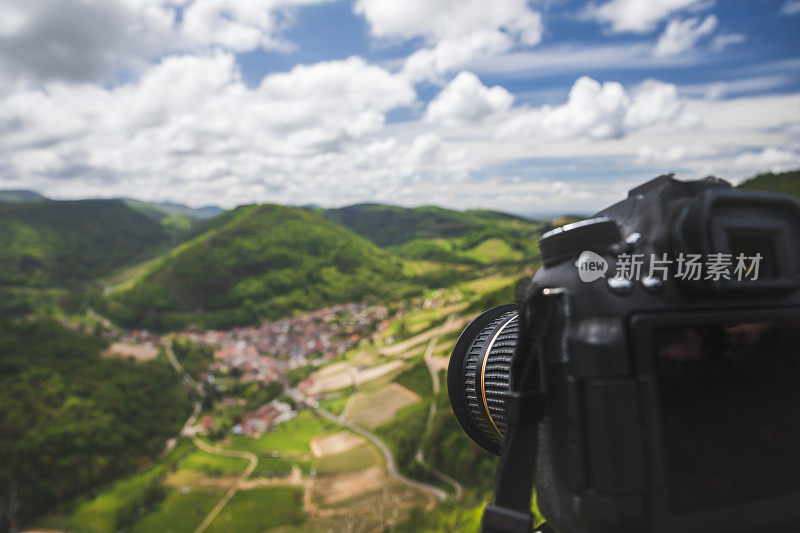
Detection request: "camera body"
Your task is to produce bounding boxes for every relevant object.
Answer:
[449,175,800,532]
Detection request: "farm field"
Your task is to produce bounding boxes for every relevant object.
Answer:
[346,383,421,429]
[206,487,304,532]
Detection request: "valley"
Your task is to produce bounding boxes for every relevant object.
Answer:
[3,169,796,531]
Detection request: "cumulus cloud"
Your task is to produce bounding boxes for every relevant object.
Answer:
[425,72,514,127]
[0,0,331,83]
[354,0,542,83]
[496,76,697,142]
[0,0,174,82]
[654,15,717,57]
[583,0,711,33]
[401,31,515,84]
[354,0,541,43]
[0,53,431,206]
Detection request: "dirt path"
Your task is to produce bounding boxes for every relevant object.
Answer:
[191,436,258,533]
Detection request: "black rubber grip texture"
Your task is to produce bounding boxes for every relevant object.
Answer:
[464,310,519,446]
[539,217,621,267]
[484,314,519,437]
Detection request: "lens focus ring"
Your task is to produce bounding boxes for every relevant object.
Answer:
[463,310,519,446]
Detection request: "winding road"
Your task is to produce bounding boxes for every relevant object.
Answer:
[191,436,258,533]
[162,312,465,532]
[314,405,448,503]
[164,341,259,533]
[415,330,464,501]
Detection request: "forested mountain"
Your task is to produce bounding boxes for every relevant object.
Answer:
[323,204,544,265]
[109,204,410,330]
[0,318,191,529]
[123,199,224,221]
[0,189,48,203]
[0,200,169,287]
[738,169,800,198]
[322,204,532,246]
[122,199,223,243]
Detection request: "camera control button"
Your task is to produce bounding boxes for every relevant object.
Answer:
[641,276,664,293]
[625,232,641,244]
[607,277,634,295]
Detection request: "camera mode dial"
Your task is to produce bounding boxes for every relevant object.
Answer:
[539,217,621,268]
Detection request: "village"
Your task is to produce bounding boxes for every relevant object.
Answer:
[151,302,389,436]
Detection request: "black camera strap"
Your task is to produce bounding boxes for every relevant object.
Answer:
[482,280,552,533]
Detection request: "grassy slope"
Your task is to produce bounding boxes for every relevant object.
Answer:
[0,199,168,287]
[109,204,412,330]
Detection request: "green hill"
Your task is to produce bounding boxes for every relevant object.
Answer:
[110,204,410,330]
[322,204,544,265]
[0,199,169,287]
[122,199,223,243]
[738,169,800,198]
[0,189,48,203]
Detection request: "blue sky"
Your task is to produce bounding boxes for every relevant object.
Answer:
[0,0,798,216]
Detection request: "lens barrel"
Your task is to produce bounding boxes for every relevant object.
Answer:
[448,304,520,455]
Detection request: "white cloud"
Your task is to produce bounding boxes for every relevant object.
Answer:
[0,53,428,206]
[354,0,540,43]
[681,75,790,100]
[626,79,699,129]
[780,1,800,16]
[401,30,514,84]
[654,15,718,57]
[425,72,514,127]
[710,32,747,53]
[583,0,711,33]
[733,147,799,173]
[0,0,331,83]
[637,143,721,164]
[496,76,696,142]
[355,0,542,83]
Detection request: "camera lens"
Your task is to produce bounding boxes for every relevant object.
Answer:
[448,304,520,455]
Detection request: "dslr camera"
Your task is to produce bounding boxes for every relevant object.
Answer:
[448,175,800,533]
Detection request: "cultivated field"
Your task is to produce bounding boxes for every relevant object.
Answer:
[307,360,405,393]
[346,383,421,429]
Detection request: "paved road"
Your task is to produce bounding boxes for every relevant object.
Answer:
[161,400,202,457]
[162,341,257,533]
[192,436,258,533]
[313,405,448,502]
[415,325,464,501]
[165,343,203,395]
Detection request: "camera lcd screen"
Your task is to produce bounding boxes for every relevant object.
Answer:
[655,320,800,513]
